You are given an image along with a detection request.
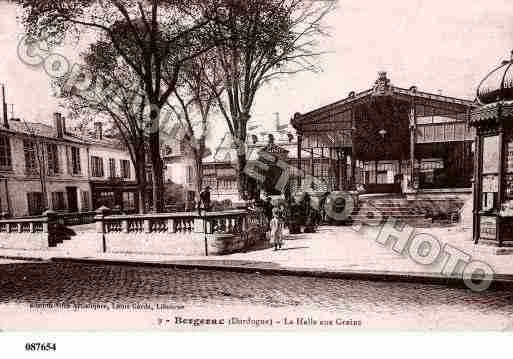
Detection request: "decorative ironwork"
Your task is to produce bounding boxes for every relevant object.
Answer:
[372,71,393,97]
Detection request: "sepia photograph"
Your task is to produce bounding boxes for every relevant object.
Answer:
[0,0,512,352]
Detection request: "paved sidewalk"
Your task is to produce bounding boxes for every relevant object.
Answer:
[1,224,512,283]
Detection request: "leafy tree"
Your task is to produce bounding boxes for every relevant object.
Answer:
[19,0,225,212]
[200,0,334,199]
[168,51,223,199]
[56,41,149,213]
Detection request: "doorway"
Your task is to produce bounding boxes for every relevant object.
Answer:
[66,187,78,212]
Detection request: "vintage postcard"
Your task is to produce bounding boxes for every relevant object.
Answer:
[0,0,512,348]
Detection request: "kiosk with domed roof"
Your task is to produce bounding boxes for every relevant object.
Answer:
[471,51,513,247]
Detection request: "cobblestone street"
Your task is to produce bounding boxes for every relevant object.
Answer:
[1,259,513,330]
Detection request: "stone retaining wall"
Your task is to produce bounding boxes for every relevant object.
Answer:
[103,233,246,256]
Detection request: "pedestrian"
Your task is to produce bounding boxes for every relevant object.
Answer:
[319,191,330,224]
[264,196,273,228]
[270,207,284,251]
[199,186,212,213]
[302,192,315,233]
[278,203,286,221]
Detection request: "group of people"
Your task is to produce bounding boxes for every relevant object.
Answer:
[195,187,333,251]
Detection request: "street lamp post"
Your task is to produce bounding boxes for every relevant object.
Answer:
[203,207,208,257]
[199,202,208,257]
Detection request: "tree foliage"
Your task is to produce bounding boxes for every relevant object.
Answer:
[55,40,150,213]
[18,0,333,204]
[200,0,335,199]
[18,0,225,211]
[168,51,224,197]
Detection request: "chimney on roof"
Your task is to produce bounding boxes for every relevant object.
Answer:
[53,112,65,138]
[275,112,280,131]
[94,122,103,140]
[2,85,8,129]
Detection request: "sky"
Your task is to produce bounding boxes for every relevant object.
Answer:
[0,0,512,147]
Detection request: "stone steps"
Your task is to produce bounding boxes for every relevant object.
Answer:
[352,196,429,226]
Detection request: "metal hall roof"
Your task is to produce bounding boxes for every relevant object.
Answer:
[292,72,476,130]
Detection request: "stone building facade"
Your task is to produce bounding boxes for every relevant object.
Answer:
[202,114,301,202]
[0,113,91,217]
[87,122,139,211]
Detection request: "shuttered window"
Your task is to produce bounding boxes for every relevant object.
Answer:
[91,156,104,177]
[27,192,44,216]
[186,165,194,184]
[51,192,66,210]
[109,158,116,178]
[81,191,90,211]
[0,135,12,170]
[24,140,38,175]
[121,159,131,179]
[71,147,81,175]
[46,143,60,175]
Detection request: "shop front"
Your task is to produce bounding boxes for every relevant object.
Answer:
[91,179,148,213]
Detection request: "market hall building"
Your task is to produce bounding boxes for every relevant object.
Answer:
[291,72,477,197]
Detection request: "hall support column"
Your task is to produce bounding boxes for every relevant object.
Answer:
[328,147,333,190]
[297,134,302,189]
[310,148,314,178]
[335,149,342,190]
[350,156,356,190]
[342,151,348,190]
[473,132,482,243]
[409,101,417,190]
[320,147,324,181]
[350,108,357,190]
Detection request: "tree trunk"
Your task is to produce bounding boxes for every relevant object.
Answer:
[135,152,147,214]
[149,121,164,213]
[195,154,203,200]
[150,156,164,213]
[237,152,248,200]
[235,114,251,200]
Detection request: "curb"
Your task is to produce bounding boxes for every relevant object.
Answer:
[50,257,513,288]
[0,255,47,262]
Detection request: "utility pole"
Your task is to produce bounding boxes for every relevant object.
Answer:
[1,84,10,216]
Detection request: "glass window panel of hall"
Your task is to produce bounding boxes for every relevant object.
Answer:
[0,135,12,170]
